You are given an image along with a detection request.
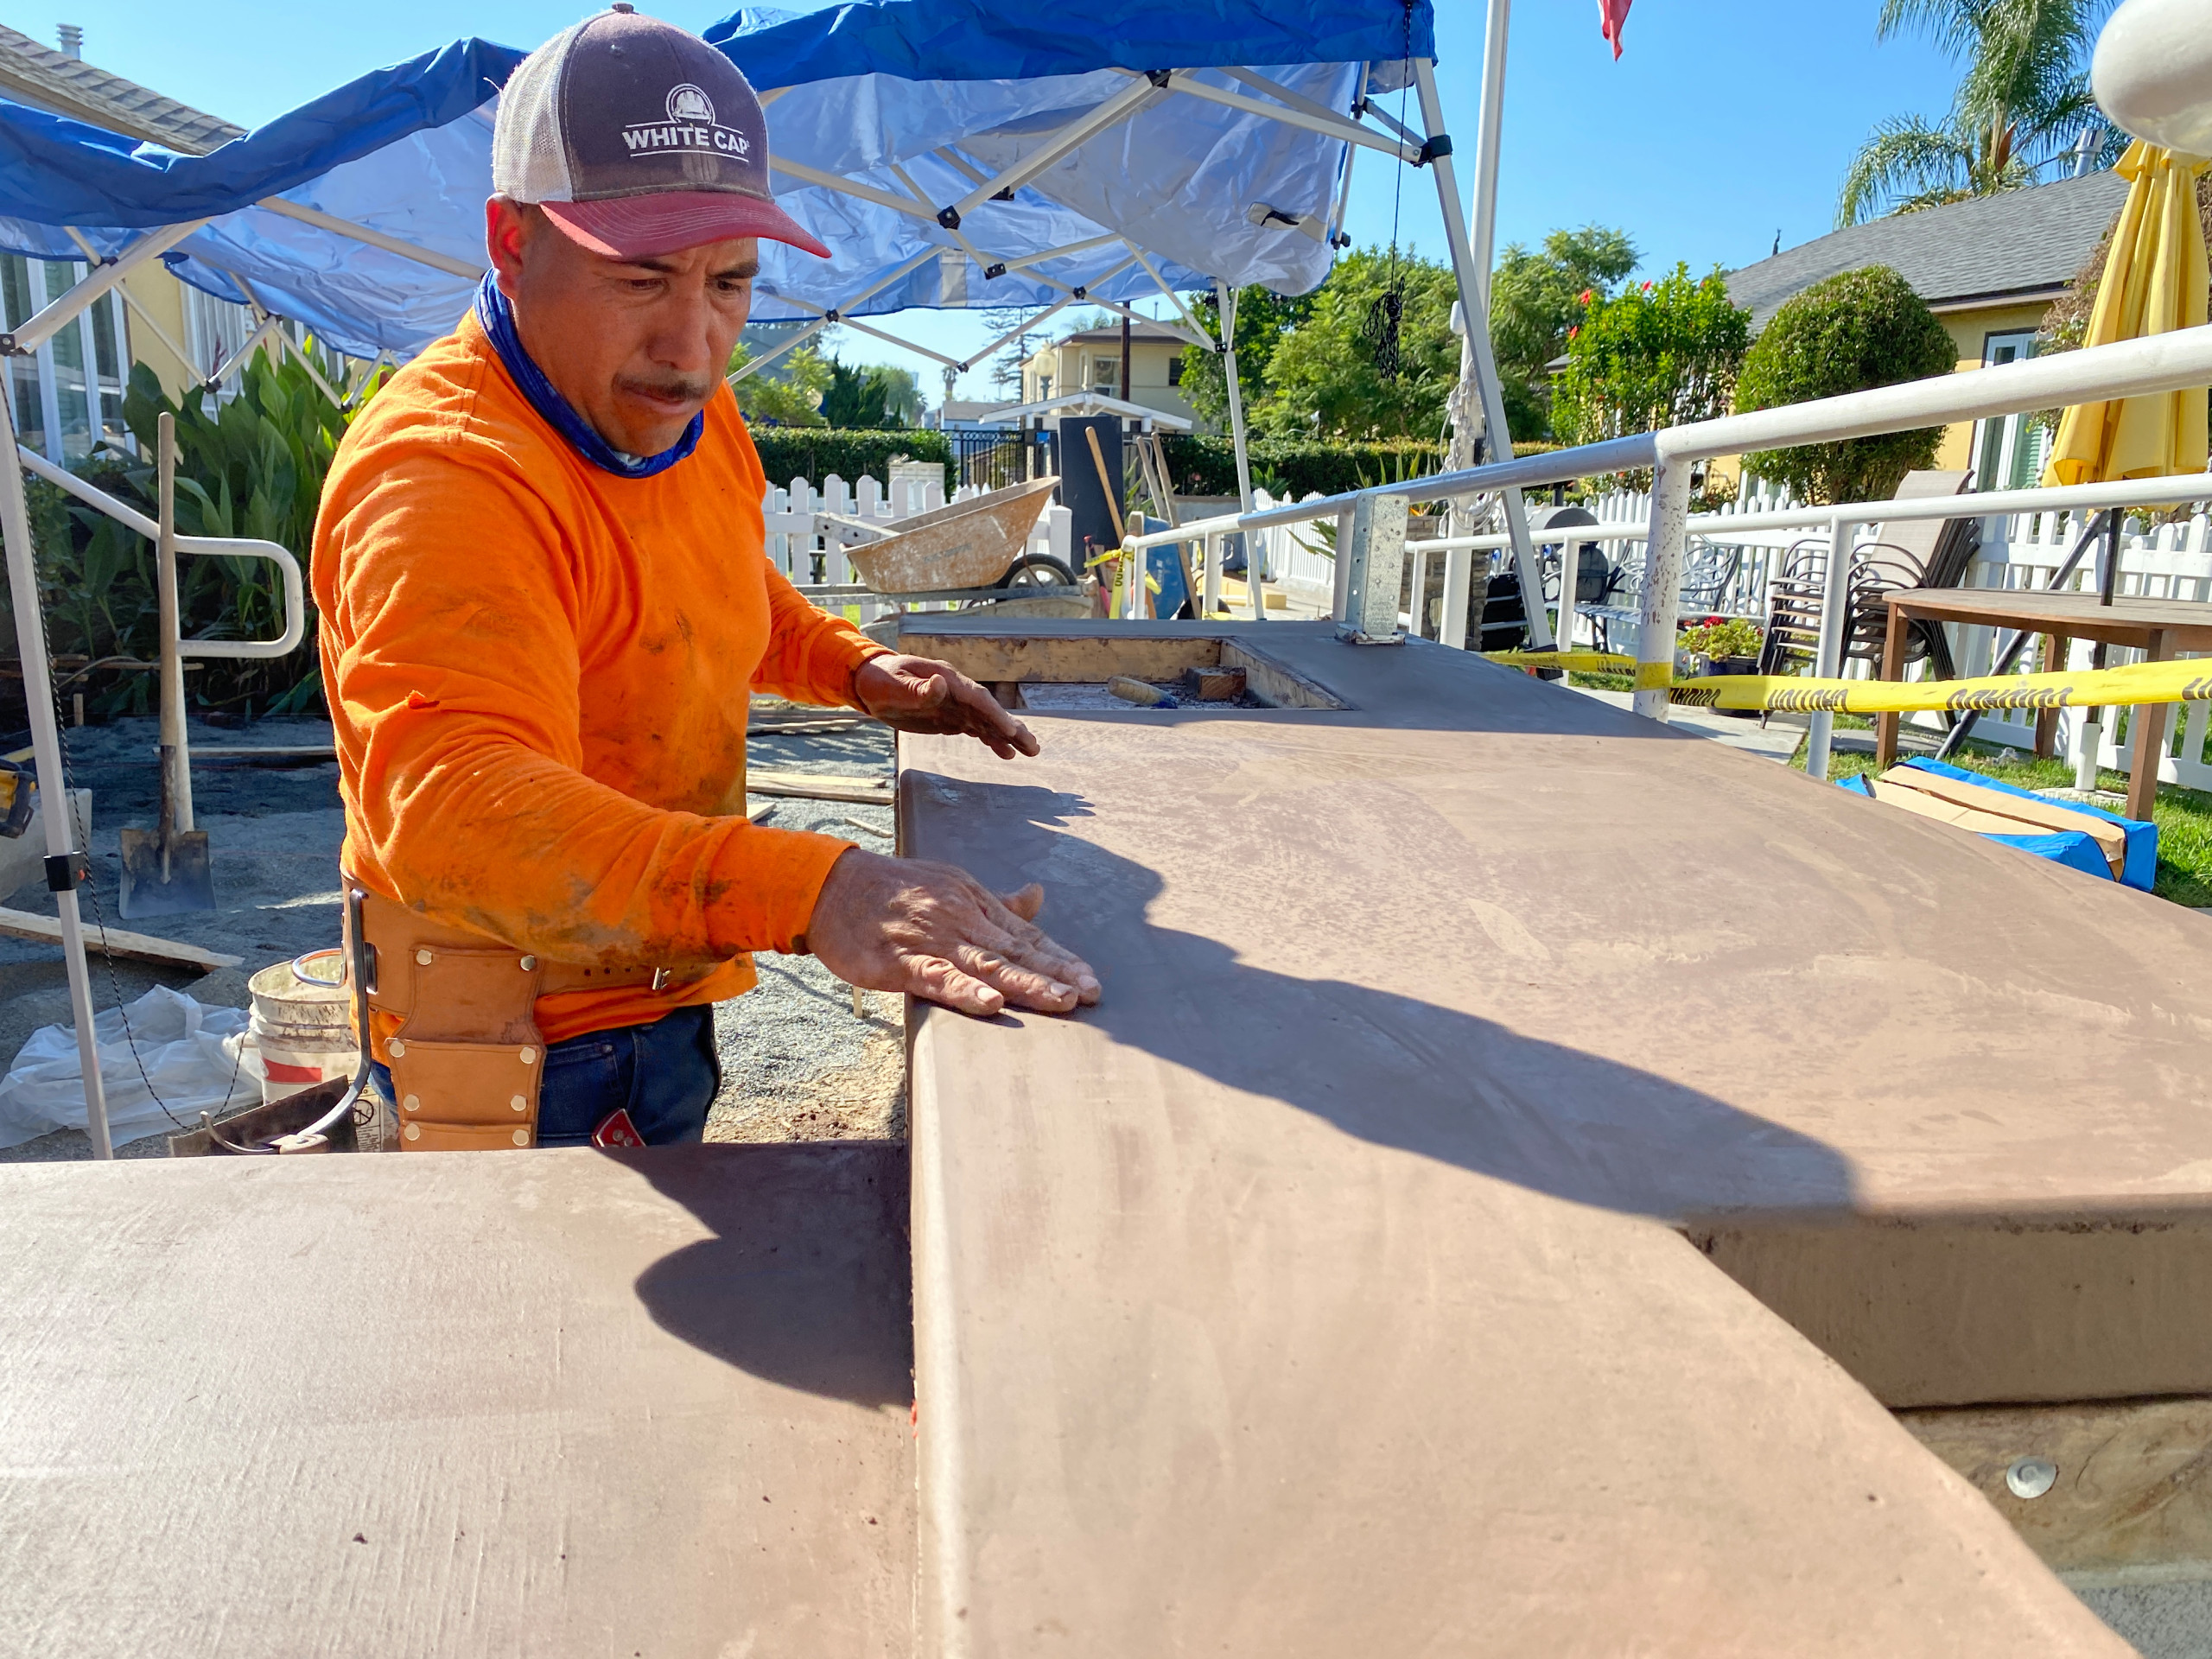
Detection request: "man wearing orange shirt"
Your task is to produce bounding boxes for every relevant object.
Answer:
[314,8,1096,1151]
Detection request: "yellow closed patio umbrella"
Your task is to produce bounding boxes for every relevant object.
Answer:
[2044,140,2210,486]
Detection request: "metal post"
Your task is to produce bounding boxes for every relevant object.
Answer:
[1215,280,1262,620]
[1630,456,1692,721]
[1203,530,1222,617]
[1804,510,1859,779]
[1414,56,1549,649]
[1338,493,1409,645]
[1440,545,1472,649]
[1331,508,1354,623]
[0,372,111,1156]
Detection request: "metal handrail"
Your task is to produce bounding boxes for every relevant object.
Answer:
[16,443,306,659]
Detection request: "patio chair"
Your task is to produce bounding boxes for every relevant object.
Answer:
[1757,470,1980,685]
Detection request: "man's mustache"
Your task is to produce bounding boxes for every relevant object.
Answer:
[617,373,715,404]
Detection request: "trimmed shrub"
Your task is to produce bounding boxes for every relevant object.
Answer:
[751,427,952,491]
[1734,266,1958,505]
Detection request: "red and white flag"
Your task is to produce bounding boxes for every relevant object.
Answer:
[1599,0,1631,59]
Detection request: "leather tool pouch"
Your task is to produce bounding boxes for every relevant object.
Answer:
[351,896,547,1151]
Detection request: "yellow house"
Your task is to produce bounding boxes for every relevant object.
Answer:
[1724,169,2132,493]
[1019,317,1202,429]
[0,22,255,462]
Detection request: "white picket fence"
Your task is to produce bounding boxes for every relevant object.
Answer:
[765,472,1074,623]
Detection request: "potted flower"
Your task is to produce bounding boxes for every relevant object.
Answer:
[1676,616,1764,716]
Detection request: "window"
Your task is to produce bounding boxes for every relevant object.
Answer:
[1970,331,2050,492]
[1091,358,1120,394]
[1167,355,1184,387]
[183,284,257,400]
[0,254,131,463]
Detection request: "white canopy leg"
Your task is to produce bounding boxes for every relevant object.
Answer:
[0,385,112,1157]
[1417,49,1550,650]
[1216,280,1262,621]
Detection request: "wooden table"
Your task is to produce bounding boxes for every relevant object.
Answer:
[1878,587,2212,819]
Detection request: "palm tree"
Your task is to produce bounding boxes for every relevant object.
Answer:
[1837,0,2123,227]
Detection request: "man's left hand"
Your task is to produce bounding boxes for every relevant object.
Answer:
[853,653,1038,760]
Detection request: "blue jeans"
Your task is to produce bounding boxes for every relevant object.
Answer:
[372,1003,721,1147]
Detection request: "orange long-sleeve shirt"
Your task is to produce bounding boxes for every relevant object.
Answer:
[313,312,886,1044]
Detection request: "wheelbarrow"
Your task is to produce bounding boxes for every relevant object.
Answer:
[823,475,1072,596]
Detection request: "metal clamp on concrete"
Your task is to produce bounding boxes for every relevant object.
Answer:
[1335,493,1410,645]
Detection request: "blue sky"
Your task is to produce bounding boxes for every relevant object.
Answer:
[58,1,1973,397]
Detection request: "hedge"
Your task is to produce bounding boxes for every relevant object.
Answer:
[751,427,951,490]
[1160,435,1558,499]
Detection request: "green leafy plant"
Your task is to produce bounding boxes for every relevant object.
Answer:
[1734,265,1958,505]
[730,341,830,427]
[1678,615,1764,659]
[1552,265,1749,486]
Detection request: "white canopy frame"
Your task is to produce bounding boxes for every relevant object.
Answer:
[732,48,1541,619]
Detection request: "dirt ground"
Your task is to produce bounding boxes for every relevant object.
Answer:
[0,711,904,1160]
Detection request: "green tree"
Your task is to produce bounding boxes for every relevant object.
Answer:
[1489,225,1639,439]
[1734,265,1960,504]
[1174,286,1319,430]
[728,341,830,427]
[1252,249,1460,441]
[1838,0,2120,226]
[818,358,925,429]
[1552,264,1750,463]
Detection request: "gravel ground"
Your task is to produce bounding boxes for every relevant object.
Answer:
[0,711,902,1160]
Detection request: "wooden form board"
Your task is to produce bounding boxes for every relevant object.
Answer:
[895,617,2212,1653]
[0,1146,914,1657]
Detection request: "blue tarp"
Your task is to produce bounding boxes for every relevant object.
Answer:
[707,0,1431,88]
[0,1,1429,359]
[1839,758,2158,890]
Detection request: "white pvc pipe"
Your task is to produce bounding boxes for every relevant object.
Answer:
[1803,511,1860,780]
[1416,57,1549,649]
[0,382,111,1156]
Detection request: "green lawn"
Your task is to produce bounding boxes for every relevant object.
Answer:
[1793,727,2212,907]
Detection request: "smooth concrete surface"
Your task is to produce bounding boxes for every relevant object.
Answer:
[899,619,2212,1654]
[0,1145,914,1658]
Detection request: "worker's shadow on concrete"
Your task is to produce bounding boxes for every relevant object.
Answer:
[943,782,1857,1217]
[613,1141,913,1406]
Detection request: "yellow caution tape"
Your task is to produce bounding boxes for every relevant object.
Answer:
[1484,650,1639,675]
[1669,657,2212,714]
[1479,650,2212,715]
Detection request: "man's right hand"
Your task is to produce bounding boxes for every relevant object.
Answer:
[804,848,1100,1018]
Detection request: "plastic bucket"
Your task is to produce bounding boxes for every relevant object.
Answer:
[247,950,358,1105]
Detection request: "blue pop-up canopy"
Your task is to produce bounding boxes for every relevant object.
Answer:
[0,0,1438,364]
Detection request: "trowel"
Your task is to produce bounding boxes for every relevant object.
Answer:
[119,412,213,918]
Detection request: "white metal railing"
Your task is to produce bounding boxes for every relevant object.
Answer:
[15,443,305,659]
[1122,321,2212,749]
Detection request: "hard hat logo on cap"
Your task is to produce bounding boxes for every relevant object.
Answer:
[493,6,829,261]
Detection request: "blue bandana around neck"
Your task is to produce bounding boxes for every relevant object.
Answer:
[473,271,703,480]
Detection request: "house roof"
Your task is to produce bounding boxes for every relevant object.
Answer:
[0,22,243,156]
[1726,170,2130,329]
[1052,318,1189,346]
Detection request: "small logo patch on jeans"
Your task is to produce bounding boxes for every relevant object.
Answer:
[591,1108,646,1148]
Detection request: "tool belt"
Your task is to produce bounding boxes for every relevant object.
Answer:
[346,887,671,1152]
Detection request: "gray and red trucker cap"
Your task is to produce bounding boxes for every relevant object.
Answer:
[491,6,830,260]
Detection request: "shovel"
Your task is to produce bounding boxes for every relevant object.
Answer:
[119,412,212,918]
